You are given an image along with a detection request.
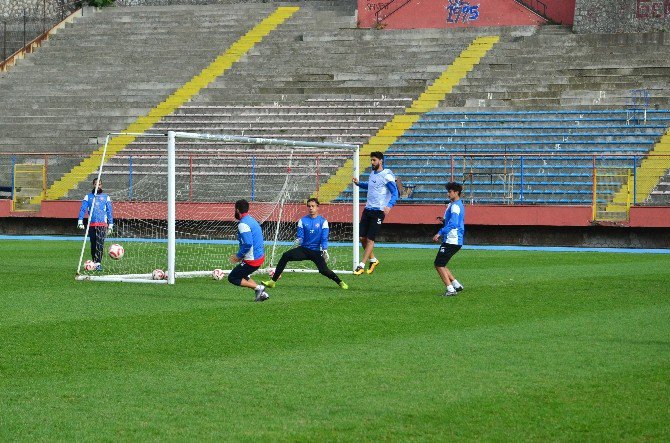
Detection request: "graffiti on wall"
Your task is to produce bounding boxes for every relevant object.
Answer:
[364,2,388,12]
[446,0,480,23]
[636,0,670,18]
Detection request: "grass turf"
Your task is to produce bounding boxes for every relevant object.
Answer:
[1,240,669,440]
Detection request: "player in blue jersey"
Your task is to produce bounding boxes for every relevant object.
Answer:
[352,151,399,275]
[262,198,348,290]
[227,199,270,302]
[77,178,113,271]
[432,182,465,296]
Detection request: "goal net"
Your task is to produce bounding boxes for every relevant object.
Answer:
[76,131,360,284]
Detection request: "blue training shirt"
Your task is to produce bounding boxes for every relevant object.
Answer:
[78,192,113,227]
[297,214,329,251]
[236,213,265,264]
[439,199,465,245]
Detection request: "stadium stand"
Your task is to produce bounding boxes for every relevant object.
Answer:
[335,109,670,205]
[0,1,669,216]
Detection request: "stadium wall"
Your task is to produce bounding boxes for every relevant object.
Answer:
[531,0,576,25]
[1,200,668,248]
[357,0,546,29]
[573,0,670,33]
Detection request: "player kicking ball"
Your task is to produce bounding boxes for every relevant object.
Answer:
[433,182,465,297]
[228,199,270,302]
[262,198,348,290]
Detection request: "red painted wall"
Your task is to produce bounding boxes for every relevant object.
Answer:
[358,0,546,29]
[539,0,576,25]
[3,200,669,228]
[629,206,670,228]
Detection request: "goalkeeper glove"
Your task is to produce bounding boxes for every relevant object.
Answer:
[77,221,85,230]
[321,250,330,262]
[107,224,114,235]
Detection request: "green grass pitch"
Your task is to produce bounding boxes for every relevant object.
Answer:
[1,240,669,440]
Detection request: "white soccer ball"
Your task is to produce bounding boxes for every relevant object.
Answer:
[152,269,165,280]
[84,260,97,271]
[108,244,124,260]
[212,268,226,280]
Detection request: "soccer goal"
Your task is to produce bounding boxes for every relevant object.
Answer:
[76,131,360,284]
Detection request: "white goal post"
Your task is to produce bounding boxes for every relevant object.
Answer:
[76,131,360,284]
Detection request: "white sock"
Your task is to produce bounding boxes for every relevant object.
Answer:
[358,262,365,268]
[447,285,456,293]
[370,258,378,263]
[255,284,262,290]
[452,280,462,289]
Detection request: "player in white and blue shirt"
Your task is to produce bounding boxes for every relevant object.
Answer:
[433,182,465,296]
[227,199,269,302]
[77,178,113,270]
[352,151,399,275]
[262,198,347,289]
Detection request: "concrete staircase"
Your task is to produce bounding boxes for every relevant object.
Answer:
[0,3,294,155]
[441,26,670,110]
[648,172,670,205]
[3,3,670,206]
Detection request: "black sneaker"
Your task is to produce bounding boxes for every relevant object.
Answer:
[454,285,464,292]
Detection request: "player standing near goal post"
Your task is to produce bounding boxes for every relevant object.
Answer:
[262,198,348,290]
[227,199,270,302]
[77,178,113,271]
[352,151,399,275]
[433,182,465,297]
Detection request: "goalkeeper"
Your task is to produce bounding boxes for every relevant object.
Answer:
[263,198,348,290]
[77,178,113,271]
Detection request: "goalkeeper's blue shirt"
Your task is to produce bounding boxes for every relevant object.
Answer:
[236,213,265,266]
[438,199,465,245]
[78,192,113,227]
[297,215,329,251]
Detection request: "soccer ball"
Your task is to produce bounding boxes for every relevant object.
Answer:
[108,244,124,260]
[212,268,226,280]
[152,269,165,280]
[84,260,97,271]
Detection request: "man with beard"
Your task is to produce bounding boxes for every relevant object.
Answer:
[227,199,270,302]
[77,178,113,271]
[352,151,398,276]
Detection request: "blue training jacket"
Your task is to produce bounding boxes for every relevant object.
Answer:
[439,199,465,246]
[297,214,329,251]
[78,192,113,227]
[236,213,265,265]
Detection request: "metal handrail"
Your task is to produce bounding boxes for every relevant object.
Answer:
[1,0,81,65]
[513,0,548,20]
[374,0,412,27]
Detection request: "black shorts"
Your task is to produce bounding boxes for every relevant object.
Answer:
[434,244,462,267]
[359,208,385,241]
[228,262,260,286]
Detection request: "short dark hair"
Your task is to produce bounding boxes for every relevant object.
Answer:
[235,199,249,214]
[307,198,320,206]
[370,152,384,161]
[92,178,100,185]
[445,182,463,195]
